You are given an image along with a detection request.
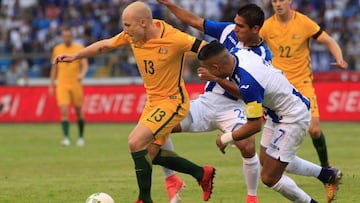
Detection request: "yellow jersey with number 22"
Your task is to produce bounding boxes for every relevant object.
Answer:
[260,11,325,87]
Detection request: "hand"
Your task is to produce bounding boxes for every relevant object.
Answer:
[53,54,76,64]
[330,60,348,69]
[216,133,227,154]
[48,86,54,96]
[77,74,84,82]
[197,67,218,81]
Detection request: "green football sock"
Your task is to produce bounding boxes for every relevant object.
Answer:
[312,132,329,167]
[153,149,204,181]
[131,150,152,203]
[61,120,69,138]
[77,119,85,138]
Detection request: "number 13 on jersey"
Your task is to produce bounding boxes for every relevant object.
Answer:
[144,60,155,74]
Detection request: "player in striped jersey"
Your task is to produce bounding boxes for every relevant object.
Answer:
[158,3,269,203]
[159,1,342,203]
[200,40,341,203]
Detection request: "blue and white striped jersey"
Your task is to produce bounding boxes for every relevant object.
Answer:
[230,48,310,123]
[203,19,272,100]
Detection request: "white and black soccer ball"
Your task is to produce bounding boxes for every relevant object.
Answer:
[85,192,115,203]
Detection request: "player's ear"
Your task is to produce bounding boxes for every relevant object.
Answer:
[252,25,261,33]
[213,63,222,72]
[139,18,146,27]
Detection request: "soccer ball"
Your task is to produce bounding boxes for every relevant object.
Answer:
[85,192,115,203]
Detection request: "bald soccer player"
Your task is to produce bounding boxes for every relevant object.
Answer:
[53,2,215,203]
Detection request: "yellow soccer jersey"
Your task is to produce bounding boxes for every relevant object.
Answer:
[111,19,204,102]
[260,11,325,87]
[52,43,84,85]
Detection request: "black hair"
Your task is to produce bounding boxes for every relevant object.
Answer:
[198,40,226,61]
[237,3,264,28]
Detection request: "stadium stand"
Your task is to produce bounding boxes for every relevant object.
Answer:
[0,0,359,85]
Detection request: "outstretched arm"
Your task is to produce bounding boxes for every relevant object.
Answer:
[157,0,205,32]
[317,32,348,69]
[54,39,114,64]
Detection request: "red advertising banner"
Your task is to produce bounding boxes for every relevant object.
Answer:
[0,82,359,122]
[315,82,360,121]
[0,84,204,123]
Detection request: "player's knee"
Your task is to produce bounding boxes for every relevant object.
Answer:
[74,106,83,118]
[261,171,277,187]
[128,138,136,151]
[128,136,142,152]
[60,114,68,121]
[60,107,69,120]
[237,141,256,158]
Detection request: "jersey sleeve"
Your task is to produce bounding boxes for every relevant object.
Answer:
[238,69,264,120]
[302,15,323,40]
[174,30,205,54]
[110,32,130,48]
[51,46,59,61]
[204,19,232,40]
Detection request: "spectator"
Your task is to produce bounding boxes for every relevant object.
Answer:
[5,58,28,86]
[0,0,359,78]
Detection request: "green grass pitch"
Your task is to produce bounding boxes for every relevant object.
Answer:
[0,122,359,203]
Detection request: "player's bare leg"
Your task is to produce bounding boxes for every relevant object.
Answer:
[60,105,70,146]
[309,117,330,167]
[233,136,259,203]
[74,106,85,146]
[261,154,318,203]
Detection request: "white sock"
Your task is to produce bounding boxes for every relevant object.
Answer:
[242,154,260,196]
[271,175,312,203]
[286,156,321,177]
[160,138,176,178]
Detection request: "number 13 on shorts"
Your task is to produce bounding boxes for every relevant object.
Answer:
[139,101,188,144]
[147,108,166,123]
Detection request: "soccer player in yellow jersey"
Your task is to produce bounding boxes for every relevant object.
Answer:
[53,2,215,203]
[49,28,89,147]
[260,0,347,202]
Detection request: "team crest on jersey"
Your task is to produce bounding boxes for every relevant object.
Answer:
[158,47,168,54]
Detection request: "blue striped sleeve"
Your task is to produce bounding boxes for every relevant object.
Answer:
[204,19,232,40]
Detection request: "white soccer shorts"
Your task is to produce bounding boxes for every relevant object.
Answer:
[260,119,310,163]
[180,92,247,133]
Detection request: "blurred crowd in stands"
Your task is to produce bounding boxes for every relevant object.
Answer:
[0,0,359,85]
